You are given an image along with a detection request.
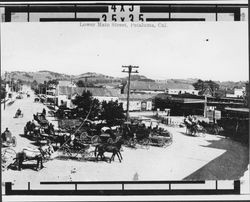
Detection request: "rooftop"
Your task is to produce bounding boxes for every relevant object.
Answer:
[118,94,155,101]
[58,80,74,87]
[125,81,195,92]
[57,86,120,97]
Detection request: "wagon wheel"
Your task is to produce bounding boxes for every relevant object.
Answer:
[158,139,165,147]
[68,147,80,158]
[163,138,172,148]
[80,131,88,141]
[80,150,94,159]
[2,148,16,170]
[2,156,7,171]
[11,136,17,147]
[107,138,114,144]
[142,139,150,149]
[127,139,136,148]
[61,146,71,157]
[91,135,101,145]
[214,127,219,135]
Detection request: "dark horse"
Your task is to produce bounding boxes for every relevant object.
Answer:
[94,137,123,163]
[14,146,51,171]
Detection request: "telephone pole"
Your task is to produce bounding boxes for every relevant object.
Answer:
[122,65,139,121]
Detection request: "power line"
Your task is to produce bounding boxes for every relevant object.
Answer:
[122,65,139,121]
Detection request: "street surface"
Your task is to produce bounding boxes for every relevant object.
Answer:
[1,87,249,191]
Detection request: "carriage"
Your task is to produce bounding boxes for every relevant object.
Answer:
[1,131,17,171]
[121,121,173,149]
[198,121,223,135]
[33,113,49,127]
[13,109,23,118]
[1,148,16,171]
[147,134,173,147]
[57,133,94,159]
[16,95,23,99]
[184,118,206,137]
[1,132,17,148]
[148,127,173,147]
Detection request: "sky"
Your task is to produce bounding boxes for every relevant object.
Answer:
[1,22,248,81]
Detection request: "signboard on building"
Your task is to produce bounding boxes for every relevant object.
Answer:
[141,102,146,111]
[214,110,221,120]
[207,110,214,122]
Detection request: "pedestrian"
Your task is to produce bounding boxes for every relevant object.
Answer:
[1,129,7,142]
[49,123,55,135]
[42,108,46,116]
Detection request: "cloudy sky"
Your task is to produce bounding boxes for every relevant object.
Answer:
[1,22,248,81]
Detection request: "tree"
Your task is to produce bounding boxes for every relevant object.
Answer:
[99,100,125,126]
[37,83,46,94]
[47,79,59,88]
[31,80,38,93]
[76,80,94,87]
[72,90,100,120]
[193,79,205,91]
[76,80,85,87]
[193,79,219,96]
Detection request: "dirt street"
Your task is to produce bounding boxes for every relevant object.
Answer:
[1,88,249,190]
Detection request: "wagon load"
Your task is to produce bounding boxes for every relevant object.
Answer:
[148,134,173,147]
[22,147,41,158]
[58,119,82,131]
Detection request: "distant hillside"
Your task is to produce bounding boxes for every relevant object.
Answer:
[5,71,71,84]
[74,72,121,83]
[216,81,247,90]
[4,71,247,91]
[122,74,155,82]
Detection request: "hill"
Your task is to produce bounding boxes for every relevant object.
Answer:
[3,70,247,91]
[122,74,155,82]
[5,71,71,84]
[74,72,121,83]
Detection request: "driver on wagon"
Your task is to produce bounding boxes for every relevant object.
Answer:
[17,108,21,115]
[2,128,12,142]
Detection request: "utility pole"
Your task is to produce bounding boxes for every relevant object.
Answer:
[122,65,139,121]
[204,95,207,118]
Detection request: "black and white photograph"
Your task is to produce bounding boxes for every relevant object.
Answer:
[0,1,249,200]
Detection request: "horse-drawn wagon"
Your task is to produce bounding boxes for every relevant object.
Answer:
[1,130,17,171]
[1,148,16,171]
[2,130,17,148]
[120,120,173,149]
[184,118,206,137]
[33,113,49,127]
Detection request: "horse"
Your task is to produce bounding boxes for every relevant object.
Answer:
[24,121,34,136]
[184,120,198,136]
[94,137,123,163]
[14,144,53,171]
[24,121,41,139]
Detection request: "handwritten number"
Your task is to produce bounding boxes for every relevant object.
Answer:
[129,14,134,22]
[102,14,107,21]
[129,5,134,12]
[111,5,116,12]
